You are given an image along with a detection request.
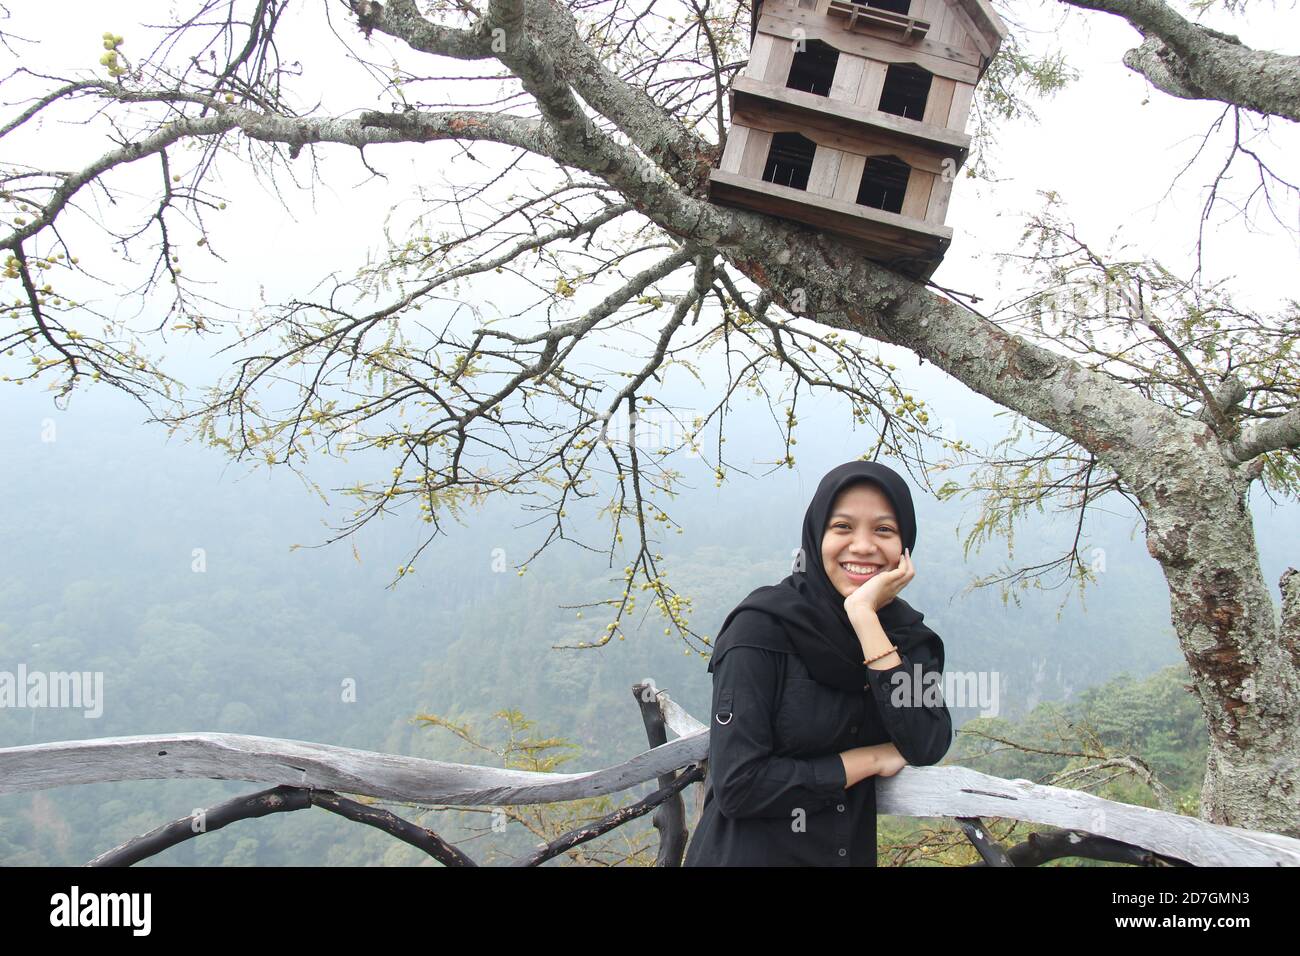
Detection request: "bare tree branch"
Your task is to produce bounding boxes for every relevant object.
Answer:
[1059,0,1300,121]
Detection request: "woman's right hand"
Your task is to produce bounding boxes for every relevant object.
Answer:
[844,548,914,618]
[871,743,907,778]
[839,742,908,787]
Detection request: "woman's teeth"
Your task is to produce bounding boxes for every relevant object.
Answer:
[841,563,880,576]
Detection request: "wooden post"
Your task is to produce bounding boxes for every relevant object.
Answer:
[633,679,689,866]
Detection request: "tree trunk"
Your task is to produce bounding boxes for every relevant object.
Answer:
[1132,420,1300,837]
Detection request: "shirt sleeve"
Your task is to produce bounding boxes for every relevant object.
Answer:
[707,644,848,820]
[863,628,953,767]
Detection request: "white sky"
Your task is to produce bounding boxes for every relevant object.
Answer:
[950,2,1300,314]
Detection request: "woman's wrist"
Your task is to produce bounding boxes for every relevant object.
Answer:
[850,609,902,669]
[847,604,878,627]
[838,746,880,787]
[862,745,879,777]
[848,608,883,645]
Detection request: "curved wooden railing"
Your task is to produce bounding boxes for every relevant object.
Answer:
[2,679,1297,866]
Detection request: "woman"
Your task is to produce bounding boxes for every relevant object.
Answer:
[683,459,952,866]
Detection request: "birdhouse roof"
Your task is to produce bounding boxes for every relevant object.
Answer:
[750,0,1008,56]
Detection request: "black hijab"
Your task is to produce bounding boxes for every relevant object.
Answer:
[708,460,929,693]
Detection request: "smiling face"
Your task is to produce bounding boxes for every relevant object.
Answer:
[820,482,904,599]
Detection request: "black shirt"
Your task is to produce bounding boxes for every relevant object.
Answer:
[683,609,953,866]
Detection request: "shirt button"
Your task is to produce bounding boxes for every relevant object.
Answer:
[838,848,847,857]
[837,804,845,812]
[849,725,858,734]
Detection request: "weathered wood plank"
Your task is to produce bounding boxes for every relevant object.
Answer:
[830,51,866,105]
[719,124,750,174]
[710,167,952,248]
[877,765,1300,867]
[926,171,954,223]
[833,150,867,202]
[632,679,707,738]
[746,31,776,81]
[901,167,934,219]
[808,144,843,196]
[657,693,707,737]
[855,59,888,112]
[0,731,709,806]
[947,80,975,133]
[914,0,943,26]
[928,0,952,47]
[944,0,996,57]
[632,681,689,867]
[7,730,1299,865]
[958,0,1010,48]
[739,127,773,179]
[914,0,942,23]
[922,76,956,127]
[763,32,796,86]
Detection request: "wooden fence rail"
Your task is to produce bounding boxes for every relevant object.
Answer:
[1,679,1296,866]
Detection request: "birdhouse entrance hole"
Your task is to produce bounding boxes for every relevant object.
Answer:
[786,39,840,97]
[762,132,817,190]
[878,63,933,120]
[856,155,910,213]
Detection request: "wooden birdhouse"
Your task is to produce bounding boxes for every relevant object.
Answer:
[710,0,1007,281]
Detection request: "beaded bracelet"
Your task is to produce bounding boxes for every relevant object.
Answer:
[863,645,899,665]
